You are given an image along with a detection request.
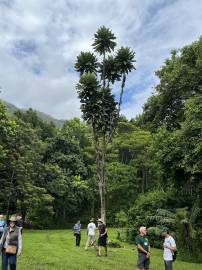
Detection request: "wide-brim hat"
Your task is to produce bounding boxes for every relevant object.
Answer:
[97,218,103,223]
[9,216,17,222]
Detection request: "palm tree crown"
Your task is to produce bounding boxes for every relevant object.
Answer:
[75,51,98,75]
[115,47,136,74]
[99,56,121,85]
[92,26,116,55]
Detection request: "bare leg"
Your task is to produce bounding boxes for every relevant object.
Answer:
[98,246,102,256]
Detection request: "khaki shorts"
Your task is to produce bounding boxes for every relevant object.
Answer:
[137,253,150,270]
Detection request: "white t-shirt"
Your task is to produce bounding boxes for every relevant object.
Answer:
[163,235,176,261]
[87,222,96,236]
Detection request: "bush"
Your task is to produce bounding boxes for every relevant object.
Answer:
[147,227,163,248]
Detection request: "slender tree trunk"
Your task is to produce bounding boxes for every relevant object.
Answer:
[102,51,106,89]
[93,129,106,224]
[100,135,106,223]
[118,73,126,113]
[97,50,107,223]
[106,73,126,145]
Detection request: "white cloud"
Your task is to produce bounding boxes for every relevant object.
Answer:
[0,0,201,119]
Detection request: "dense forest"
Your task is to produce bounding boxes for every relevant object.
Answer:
[0,37,201,261]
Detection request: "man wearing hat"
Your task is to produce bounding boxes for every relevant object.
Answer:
[85,218,97,253]
[161,227,176,270]
[0,215,22,270]
[97,218,108,256]
[0,214,7,239]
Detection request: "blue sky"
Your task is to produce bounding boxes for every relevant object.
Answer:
[0,0,202,119]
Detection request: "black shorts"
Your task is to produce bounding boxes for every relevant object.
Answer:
[137,253,150,270]
[98,237,107,247]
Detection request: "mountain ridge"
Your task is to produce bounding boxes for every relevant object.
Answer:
[1,99,66,128]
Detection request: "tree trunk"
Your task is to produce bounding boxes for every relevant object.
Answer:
[93,129,106,224]
[102,51,106,89]
[100,135,106,223]
[118,73,126,113]
[106,73,126,144]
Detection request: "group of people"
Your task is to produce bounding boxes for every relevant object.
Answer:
[1,213,177,270]
[73,218,108,256]
[0,214,23,270]
[136,226,177,270]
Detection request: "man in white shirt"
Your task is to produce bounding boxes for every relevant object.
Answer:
[162,228,177,270]
[85,218,97,252]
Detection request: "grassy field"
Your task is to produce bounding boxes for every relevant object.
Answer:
[10,229,202,270]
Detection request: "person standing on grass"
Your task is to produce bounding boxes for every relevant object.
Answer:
[97,218,108,257]
[0,216,22,270]
[73,220,81,247]
[85,218,98,253]
[135,226,151,270]
[162,228,177,270]
[16,215,23,235]
[0,215,7,240]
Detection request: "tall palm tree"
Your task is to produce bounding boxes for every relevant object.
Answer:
[115,47,136,113]
[92,26,116,88]
[92,26,117,223]
[75,52,98,75]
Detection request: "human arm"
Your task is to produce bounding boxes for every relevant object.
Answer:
[164,244,176,251]
[101,227,107,237]
[17,229,22,256]
[164,238,176,251]
[0,232,4,250]
[137,244,150,256]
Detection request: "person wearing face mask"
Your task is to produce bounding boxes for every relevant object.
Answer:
[0,216,22,270]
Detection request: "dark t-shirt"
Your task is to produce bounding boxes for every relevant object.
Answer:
[135,234,149,252]
[98,224,107,238]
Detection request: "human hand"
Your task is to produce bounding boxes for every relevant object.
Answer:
[17,252,21,256]
[146,252,150,258]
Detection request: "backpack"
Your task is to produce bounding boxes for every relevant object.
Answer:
[172,250,177,262]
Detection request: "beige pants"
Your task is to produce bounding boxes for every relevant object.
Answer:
[85,235,97,250]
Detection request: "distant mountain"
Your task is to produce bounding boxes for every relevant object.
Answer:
[1,100,66,128]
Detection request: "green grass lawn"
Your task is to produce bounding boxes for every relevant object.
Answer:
[12,229,202,270]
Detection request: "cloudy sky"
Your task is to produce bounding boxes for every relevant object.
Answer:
[0,0,202,120]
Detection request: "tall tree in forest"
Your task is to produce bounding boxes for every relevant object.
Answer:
[75,26,135,222]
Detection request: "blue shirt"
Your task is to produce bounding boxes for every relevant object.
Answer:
[0,220,6,232]
[74,223,81,234]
